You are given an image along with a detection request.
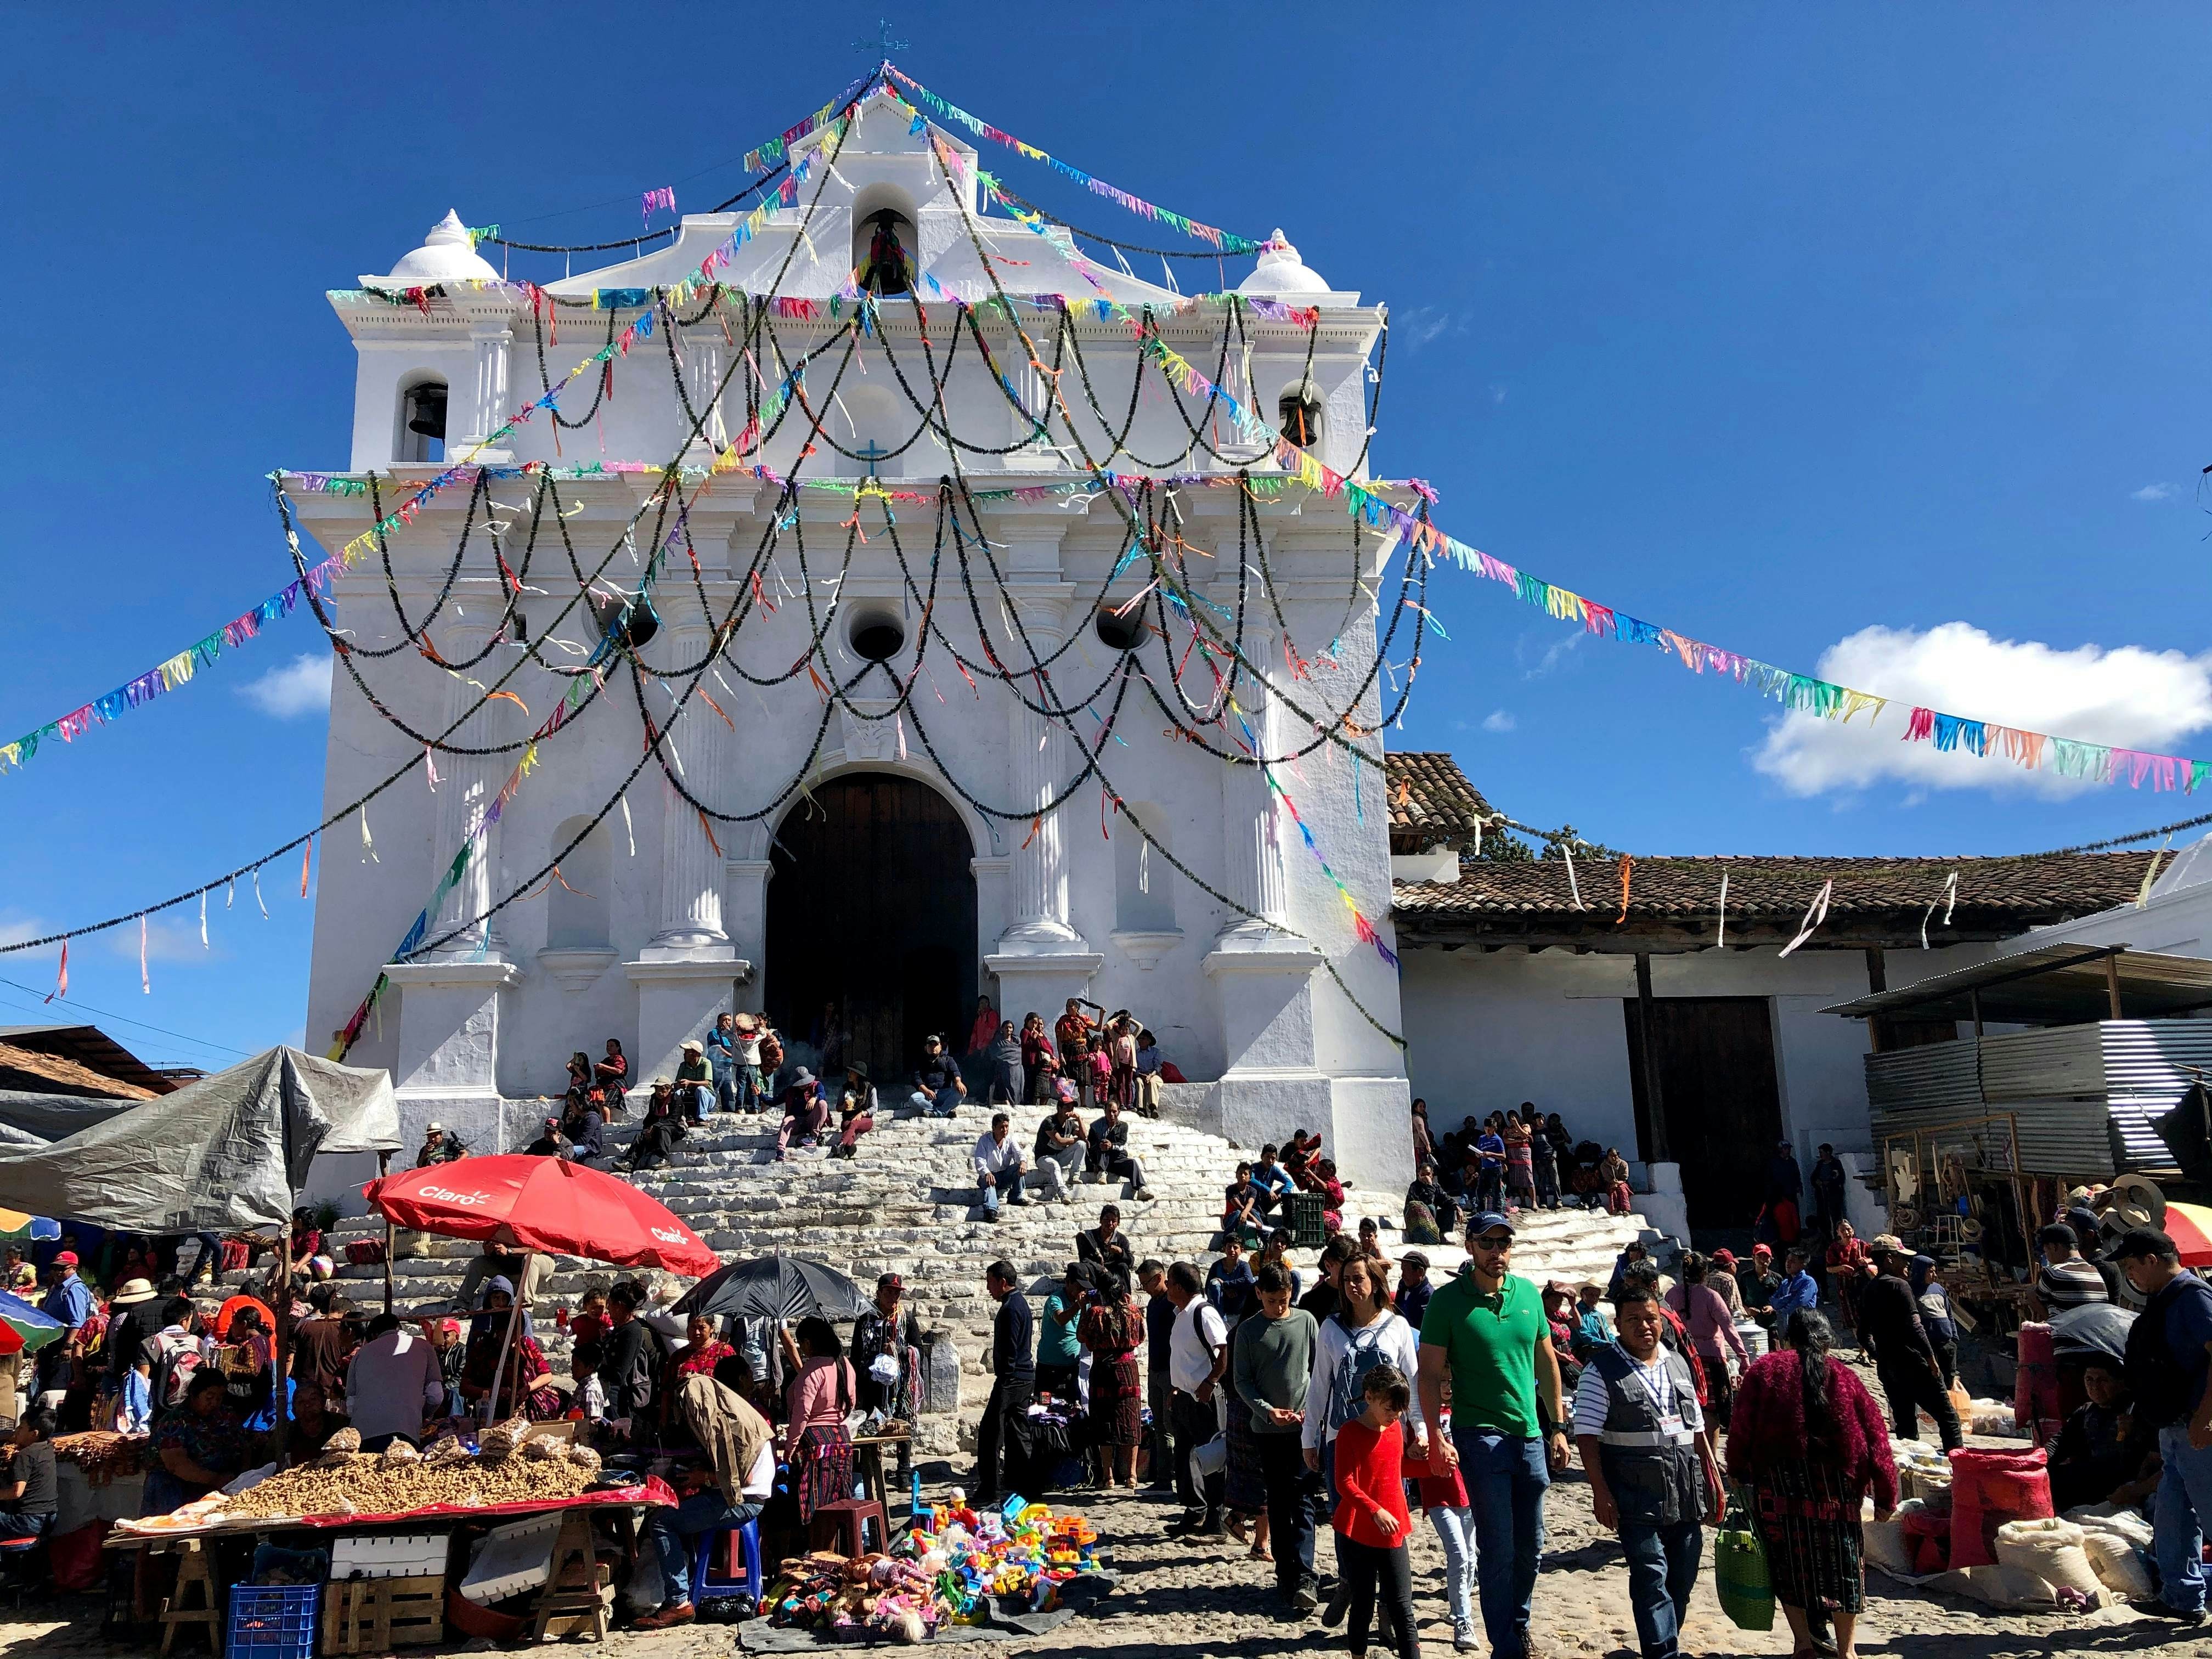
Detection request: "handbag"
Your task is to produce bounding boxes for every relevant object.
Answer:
[1713,1489,1775,1631]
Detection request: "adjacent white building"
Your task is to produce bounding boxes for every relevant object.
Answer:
[1385,752,2162,1235]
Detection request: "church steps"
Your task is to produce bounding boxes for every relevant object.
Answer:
[246,1096,1653,1453]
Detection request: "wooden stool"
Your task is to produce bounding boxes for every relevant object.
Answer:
[806,1497,889,1559]
[530,1513,613,1642]
[159,1539,222,1656]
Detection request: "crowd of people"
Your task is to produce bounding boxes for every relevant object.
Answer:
[1402,1103,1634,1246]
[487,995,1177,1190]
[947,1095,2212,1659]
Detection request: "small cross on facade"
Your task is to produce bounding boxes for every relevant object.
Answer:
[856,439,890,479]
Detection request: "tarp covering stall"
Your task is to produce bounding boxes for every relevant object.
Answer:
[0,1047,398,1232]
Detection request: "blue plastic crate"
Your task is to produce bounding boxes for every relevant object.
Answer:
[227,1582,319,1659]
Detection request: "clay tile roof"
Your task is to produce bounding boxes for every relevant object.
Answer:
[0,1039,161,1101]
[1384,752,1493,851]
[1391,851,2158,929]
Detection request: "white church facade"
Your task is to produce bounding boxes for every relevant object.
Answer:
[291,89,1416,1189]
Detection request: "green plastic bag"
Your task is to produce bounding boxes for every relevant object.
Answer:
[1713,1497,1775,1632]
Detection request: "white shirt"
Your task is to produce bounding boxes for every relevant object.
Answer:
[736,1032,763,1065]
[345,1328,447,1444]
[1169,1299,1229,1394]
[742,1441,776,1499]
[1301,1310,1425,1449]
[1571,1342,1706,1439]
[973,1131,1024,1182]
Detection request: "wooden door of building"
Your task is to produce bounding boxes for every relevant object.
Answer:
[764,774,978,1088]
[1623,995,1785,1233]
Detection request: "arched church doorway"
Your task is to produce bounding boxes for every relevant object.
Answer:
[764,773,979,1087]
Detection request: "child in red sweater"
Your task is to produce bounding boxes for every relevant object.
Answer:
[1331,1364,1421,1659]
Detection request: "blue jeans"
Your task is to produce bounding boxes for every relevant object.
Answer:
[1454,1429,1549,1659]
[710,1059,733,1113]
[1619,1520,1703,1658]
[912,1085,961,1119]
[1476,1170,1505,1215]
[2154,1423,2212,1612]
[0,1509,52,1539]
[644,1491,762,1607]
[1426,1503,1477,1631]
[979,1167,1029,1214]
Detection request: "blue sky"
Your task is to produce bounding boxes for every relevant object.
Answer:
[2,5,2207,1069]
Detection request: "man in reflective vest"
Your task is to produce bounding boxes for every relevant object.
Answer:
[1571,1284,1723,1659]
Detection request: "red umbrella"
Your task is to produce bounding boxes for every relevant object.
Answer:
[363,1156,720,1278]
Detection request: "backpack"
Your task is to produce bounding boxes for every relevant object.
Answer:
[151,1335,202,1414]
[1325,1314,1401,1433]
[759,1030,785,1070]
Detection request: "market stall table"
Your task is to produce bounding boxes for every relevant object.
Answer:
[107,1470,676,1650]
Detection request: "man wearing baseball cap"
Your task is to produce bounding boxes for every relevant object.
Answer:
[2112,1227,2212,1624]
[1860,1235,1960,1452]
[39,1251,91,1331]
[1418,1211,1566,1659]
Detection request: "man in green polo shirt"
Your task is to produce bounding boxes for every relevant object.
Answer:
[1419,1210,1567,1659]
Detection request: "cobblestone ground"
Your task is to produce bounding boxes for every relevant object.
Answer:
[3,1468,2197,1659]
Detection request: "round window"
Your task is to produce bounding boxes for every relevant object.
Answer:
[850,614,907,663]
[1094,605,1144,652]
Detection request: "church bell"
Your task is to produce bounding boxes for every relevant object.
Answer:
[405,385,448,439]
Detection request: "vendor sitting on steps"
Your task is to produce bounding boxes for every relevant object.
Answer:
[973,1112,1030,1220]
[911,1035,966,1119]
[1085,1098,1154,1201]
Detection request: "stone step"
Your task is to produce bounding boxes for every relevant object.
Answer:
[288,1091,1658,1455]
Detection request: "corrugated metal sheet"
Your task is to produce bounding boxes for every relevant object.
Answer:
[1863,1017,2212,1177]
[1865,1041,1982,1114]
[1982,1028,2108,1101]
[2101,1021,2212,1098]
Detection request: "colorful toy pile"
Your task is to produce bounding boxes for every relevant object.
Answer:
[761,1492,1101,1643]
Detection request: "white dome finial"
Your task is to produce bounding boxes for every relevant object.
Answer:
[382,208,501,285]
[1238,227,1329,298]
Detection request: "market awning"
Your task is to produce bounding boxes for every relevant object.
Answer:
[0,1047,399,1233]
[1822,944,2212,1025]
[364,1155,720,1278]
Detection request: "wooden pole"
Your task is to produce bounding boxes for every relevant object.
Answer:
[1864,947,1888,1054]
[272,1238,295,1468]
[1970,988,1984,1037]
[1633,952,1671,1163]
[2105,953,2125,1022]
[377,1150,396,1316]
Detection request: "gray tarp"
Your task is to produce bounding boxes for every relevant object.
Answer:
[0,1092,138,1150]
[0,1047,398,1232]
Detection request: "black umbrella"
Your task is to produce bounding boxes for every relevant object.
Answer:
[2050,1301,2134,1365]
[673,1253,867,1323]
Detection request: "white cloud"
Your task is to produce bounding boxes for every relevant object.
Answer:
[1481,709,1516,733]
[1754,622,2212,798]
[1395,306,1457,347]
[1488,383,1507,407]
[0,913,44,949]
[2131,483,2175,502]
[238,653,331,719]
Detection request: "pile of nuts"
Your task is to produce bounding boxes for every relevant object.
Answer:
[218,1423,606,1521]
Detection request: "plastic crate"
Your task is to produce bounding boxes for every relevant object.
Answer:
[1285,1190,1329,1248]
[228,1582,320,1659]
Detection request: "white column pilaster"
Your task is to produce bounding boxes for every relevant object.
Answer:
[426,621,506,961]
[462,324,514,462]
[645,599,732,953]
